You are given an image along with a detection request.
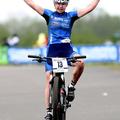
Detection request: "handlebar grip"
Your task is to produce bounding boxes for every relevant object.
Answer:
[28,55,41,58]
[74,56,86,59]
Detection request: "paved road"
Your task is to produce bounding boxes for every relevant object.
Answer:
[0,65,120,120]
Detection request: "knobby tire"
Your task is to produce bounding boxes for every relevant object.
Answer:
[52,76,66,120]
[52,76,60,120]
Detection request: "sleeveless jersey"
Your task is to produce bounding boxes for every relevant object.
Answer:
[42,9,79,44]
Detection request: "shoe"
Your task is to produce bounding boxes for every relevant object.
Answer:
[44,113,52,120]
[66,86,75,102]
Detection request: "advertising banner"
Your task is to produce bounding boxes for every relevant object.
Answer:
[8,48,41,64]
[118,46,120,63]
[80,45,118,62]
[40,46,47,57]
[0,47,8,64]
[6,45,120,64]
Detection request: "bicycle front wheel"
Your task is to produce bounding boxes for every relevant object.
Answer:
[52,76,61,120]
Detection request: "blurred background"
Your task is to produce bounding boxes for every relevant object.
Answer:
[0,1,120,120]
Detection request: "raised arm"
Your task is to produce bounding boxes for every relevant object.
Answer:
[24,0,44,15]
[77,0,100,17]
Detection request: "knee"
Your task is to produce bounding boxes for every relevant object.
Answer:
[77,60,84,70]
[46,72,51,80]
[46,72,52,84]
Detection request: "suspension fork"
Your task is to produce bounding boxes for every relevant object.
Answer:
[58,73,67,112]
[59,73,71,111]
[48,73,65,110]
[60,73,66,102]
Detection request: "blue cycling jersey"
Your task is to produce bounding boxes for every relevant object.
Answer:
[42,9,79,44]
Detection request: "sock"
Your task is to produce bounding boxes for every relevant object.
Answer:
[69,80,76,87]
[46,108,52,114]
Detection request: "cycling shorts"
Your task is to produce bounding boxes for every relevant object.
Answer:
[45,43,78,72]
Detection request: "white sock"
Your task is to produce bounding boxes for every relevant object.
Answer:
[69,83,74,88]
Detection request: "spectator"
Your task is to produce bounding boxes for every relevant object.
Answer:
[5,33,20,47]
[34,33,48,47]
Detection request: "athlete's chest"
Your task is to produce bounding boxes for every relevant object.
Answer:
[49,14,71,29]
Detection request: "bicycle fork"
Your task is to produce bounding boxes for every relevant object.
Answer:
[48,74,71,114]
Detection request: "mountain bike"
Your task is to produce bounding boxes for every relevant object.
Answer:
[28,55,86,120]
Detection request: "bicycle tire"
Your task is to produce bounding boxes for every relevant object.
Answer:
[60,85,66,120]
[61,112,66,120]
[60,98,66,120]
[52,76,61,120]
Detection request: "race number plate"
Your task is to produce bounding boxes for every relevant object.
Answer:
[52,58,68,73]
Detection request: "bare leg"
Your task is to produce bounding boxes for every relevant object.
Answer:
[44,71,53,119]
[72,60,84,85]
[66,60,84,102]
[45,71,52,109]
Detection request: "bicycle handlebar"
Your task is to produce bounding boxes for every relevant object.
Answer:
[28,55,86,63]
[28,55,42,58]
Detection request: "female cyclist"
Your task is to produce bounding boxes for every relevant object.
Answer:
[24,0,100,119]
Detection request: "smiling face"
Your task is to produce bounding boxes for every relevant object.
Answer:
[54,2,68,13]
